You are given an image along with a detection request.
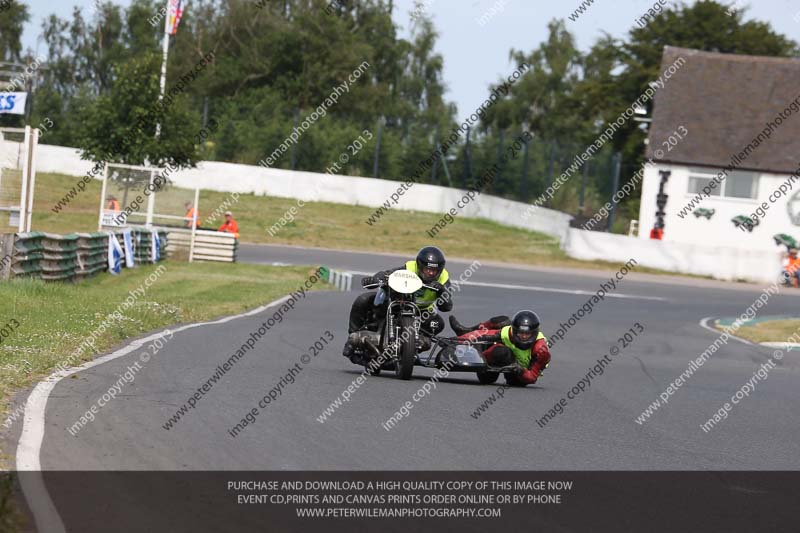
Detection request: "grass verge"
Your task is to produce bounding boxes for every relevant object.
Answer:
[731,319,800,344]
[25,171,678,275]
[0,261,329,432]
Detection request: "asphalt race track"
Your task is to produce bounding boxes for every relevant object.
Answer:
[12,243,798,474]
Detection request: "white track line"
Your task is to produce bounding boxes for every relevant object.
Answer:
[15,295,292,533]
[698,316,755,346]
[459,280,666,301]
[347,270,665,301]
[760,342,800,349]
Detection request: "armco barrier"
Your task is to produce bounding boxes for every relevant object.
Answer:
[164,227,237,263]
[0,228,167,281]
[562,228,782,284]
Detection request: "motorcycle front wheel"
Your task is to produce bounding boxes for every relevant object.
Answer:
[396,315,416,380]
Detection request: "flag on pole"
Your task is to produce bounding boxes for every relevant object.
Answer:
[107,233,123,275]
[151,230,162,263]
[122,229,135,268]
[167,0,185,35]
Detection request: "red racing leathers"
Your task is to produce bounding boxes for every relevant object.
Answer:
[458,320,551,385]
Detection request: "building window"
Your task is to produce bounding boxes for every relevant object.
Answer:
[689,176,721,196]
[726,171,757,198]
[688,168,758,199]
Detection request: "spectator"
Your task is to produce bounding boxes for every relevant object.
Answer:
[782,248,800,287]
[217,211,239,238]
[106,195,120,212]
[184,201,199,229]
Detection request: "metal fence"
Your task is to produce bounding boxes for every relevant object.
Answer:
[164,227,237,263]
[0,126,38,233]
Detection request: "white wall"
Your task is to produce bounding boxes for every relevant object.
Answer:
[34,144,573,240]
[35,144,96,177]
[565,227,782,283]
[638,163,796,251]
[36,143,783,283]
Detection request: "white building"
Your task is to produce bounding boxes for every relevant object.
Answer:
[639,46,800,251]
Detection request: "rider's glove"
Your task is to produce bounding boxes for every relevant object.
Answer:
[362,276,378,287]
[428,281,445,293]
[511,364,525,376]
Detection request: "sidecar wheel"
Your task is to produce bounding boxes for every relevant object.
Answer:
[477,371,499,384]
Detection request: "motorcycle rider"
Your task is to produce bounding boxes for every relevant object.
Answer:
[343,246,453,364]
[450,310,550,386]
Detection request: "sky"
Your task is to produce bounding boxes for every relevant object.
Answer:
[18,0,800,116]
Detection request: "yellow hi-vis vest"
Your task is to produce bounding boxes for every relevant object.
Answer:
[501,326,546,368]
[405,260,449,310]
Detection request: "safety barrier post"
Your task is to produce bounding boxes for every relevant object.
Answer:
[17,126,31,232]
[98,163,109,231]
[145,169,156,226]
[188,187,199,262]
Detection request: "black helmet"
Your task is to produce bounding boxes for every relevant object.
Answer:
[510,310,540,350]
[415,246,445,282]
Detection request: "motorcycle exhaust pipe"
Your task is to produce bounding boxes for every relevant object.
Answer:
[363,338,382,359]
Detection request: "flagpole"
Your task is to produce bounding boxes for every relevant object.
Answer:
[155,0,171,138]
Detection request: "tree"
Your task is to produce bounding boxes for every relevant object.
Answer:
[465,20,598,201]
[579,0,799,169]
[77,52,199,167]
[33,1,162,144]
[0,1,29,62]
[29,0,798,222]
[0,1,30,128]
[504,20,585,141]
[185,0,454,179]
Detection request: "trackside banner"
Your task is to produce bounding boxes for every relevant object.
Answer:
[0,92,27,115]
